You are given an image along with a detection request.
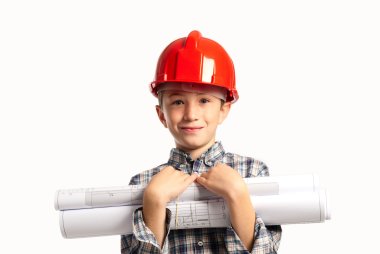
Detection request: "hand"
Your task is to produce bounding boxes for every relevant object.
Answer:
[144,166,198,206]
[142,166,197,246]
[196,163,248,202]
[197,163,256,250]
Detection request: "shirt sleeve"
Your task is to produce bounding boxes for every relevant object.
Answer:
[251,216,282,254]
[224,216,281,254]
[239,159,280,253]
[121,207,172,254]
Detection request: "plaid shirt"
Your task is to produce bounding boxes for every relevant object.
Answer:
[121,142,281,253]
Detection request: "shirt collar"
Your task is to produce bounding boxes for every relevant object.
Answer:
[168,141,225,169]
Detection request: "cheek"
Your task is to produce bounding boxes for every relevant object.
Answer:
[205,110,222,125]
[165,110,181,125]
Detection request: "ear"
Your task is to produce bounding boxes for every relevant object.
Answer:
[218,102,231,124]
[156,105,168,128]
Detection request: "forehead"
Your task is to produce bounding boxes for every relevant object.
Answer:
[163,90,212,97]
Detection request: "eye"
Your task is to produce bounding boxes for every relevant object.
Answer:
[172,100,184,105]
[200,98,210,104]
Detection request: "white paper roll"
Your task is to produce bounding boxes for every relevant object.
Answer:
[59,189,330,239]
[55,174,319,211]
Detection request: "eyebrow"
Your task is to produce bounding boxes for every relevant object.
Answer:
[165,92,217,100]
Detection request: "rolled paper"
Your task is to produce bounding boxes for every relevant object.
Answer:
[59,189,331,239]
[55,174,320,211]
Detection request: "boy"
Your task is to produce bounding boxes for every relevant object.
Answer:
[121,30,281,253]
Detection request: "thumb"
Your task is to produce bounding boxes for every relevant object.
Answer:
[195,175,208,187]
[184,173,199,186]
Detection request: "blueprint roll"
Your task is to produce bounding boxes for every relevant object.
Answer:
[55,174,320,211]
[244,174,319,196]
[60,205,137,238]
[253,189,331,225]
[59,190,331,239]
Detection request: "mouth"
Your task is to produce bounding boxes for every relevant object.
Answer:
[180,126,204,133]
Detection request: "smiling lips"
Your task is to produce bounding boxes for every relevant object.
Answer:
[180,126,203,133]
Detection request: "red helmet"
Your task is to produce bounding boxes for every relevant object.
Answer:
[150,30,239,103]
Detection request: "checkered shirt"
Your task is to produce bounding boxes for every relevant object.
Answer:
[121,142,281,253]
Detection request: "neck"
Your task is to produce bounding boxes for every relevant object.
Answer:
[177,140,216,160]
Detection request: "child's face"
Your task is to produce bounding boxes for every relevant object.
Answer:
[156,90,231,155]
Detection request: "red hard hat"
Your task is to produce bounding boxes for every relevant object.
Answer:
[150,30,239,103]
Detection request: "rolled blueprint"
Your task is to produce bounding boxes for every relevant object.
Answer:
[59,189,331,238]
[55,174,319,211]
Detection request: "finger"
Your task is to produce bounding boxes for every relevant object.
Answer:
[174,174,199,197]
[183,173,198,186]
[195,176,208,187]
[199,172,208,178]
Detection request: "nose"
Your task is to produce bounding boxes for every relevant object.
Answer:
[183,103,199,121]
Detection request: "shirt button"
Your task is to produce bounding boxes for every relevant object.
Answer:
[197,241,204,247]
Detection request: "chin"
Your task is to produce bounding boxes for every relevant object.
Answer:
[180,139,212,150]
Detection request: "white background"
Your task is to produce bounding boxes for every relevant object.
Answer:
[1,0,379,253]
